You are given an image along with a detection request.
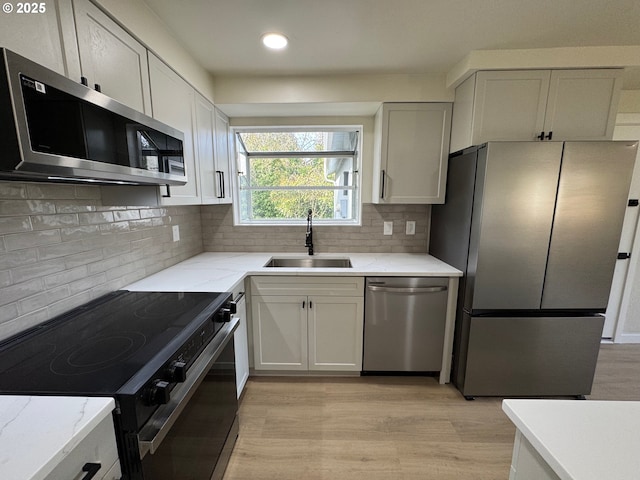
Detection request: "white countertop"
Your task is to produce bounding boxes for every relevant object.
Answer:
[0,396,115,480]
[502,399,640,480]
[125,252,462,292]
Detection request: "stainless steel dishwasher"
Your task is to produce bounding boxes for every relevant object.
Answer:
[363,277,448,372]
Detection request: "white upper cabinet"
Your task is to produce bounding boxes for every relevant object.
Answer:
[194,93,218,204]
[0,0,80,78]
[193,97,233,205]
[72,0,152,114]
[213,108,233,204]
[148,53,200,205]
[450,68,623,152]
[372,103,452,204]
[466,70,551,146]
[543,69,623,140]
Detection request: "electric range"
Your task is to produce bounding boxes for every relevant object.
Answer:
[0,290,239,479]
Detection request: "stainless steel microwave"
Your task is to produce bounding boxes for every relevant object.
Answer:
[0,48,186,185]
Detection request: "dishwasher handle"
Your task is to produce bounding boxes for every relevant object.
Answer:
[366,285,447,294]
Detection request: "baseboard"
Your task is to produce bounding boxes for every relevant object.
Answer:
[615,333,640,344]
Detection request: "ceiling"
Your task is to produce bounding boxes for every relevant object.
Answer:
[143,0,640,89]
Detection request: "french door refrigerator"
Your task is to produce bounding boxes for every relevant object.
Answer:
[430,141,637,398]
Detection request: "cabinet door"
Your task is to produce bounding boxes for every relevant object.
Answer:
[308,296,364,371]
[0,0,79,78]
[233,294,249,397]
[375,103,452,204]
[543,69,623,140]
[472,70,550,143]
[44,415,119,480]
[194,93,217,204]
[73,0,152,114]
[149,53,200,205]
[252,295,308,370]
[213,108,233,204]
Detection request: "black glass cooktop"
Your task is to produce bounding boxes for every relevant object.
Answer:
[0,290,229,395]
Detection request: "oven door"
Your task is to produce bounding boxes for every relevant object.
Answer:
[138,319,239,480]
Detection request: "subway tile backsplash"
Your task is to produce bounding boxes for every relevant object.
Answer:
[201,204,430,254]
[1,181,430,340]
[0,182,203,340]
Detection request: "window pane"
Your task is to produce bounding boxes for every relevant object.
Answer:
[240,189,336,221]
[246,157,353,188]
[233,127,360,224]
[238,130,358,154]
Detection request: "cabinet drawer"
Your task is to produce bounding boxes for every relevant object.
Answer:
[44,415,119,480]
[251,276,364,297]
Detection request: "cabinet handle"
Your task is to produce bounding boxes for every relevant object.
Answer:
[80,76,88,86]
[380,170,386,199]
[545,131,553,140]
[309,300,313,309]
[81,463,101,480]
[302,300,306,309]
[216,171,224,198]
[536,131,545,141]
[94,83,101,93]
[162,184,171,198]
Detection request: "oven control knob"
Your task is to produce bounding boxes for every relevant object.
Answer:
[165,360,187,383]
[144,380,170,405]
[215,307,232,323]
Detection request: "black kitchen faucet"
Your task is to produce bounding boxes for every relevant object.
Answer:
[305,209,314,255]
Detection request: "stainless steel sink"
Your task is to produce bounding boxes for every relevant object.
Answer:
[264,257,352,268]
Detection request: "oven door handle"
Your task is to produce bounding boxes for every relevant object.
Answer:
[137,318,239,458]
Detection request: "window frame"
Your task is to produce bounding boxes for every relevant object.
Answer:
[230,125,363,226]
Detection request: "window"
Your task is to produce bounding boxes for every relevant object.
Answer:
[233,127,361,225]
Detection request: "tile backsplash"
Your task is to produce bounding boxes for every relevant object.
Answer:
[201,203,430,254]
[0,182,203,340]
[0,183,430,340]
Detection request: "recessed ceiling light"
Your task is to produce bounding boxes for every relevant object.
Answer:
[262,33,288,50]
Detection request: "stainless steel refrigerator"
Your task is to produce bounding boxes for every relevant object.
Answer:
[430,141,637,398]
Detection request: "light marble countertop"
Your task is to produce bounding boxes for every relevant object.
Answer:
[125,252,462,292]
[502,399,640,480]
[0,396,115,480]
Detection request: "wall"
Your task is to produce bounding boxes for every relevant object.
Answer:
[201,204,430,254]
[610,113,640,342]
[214,73,453,106]
[619,91,640,113]
[0,182,203,340]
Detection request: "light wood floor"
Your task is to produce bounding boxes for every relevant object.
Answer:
[223,344,640,480]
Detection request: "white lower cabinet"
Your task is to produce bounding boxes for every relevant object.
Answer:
[233,287,250,398]
[307,296,364,371]
[509,431,560,480]
[251,277,364,372]
[44,414,121,480]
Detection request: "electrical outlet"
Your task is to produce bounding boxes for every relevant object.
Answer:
[406,221,416,235]
[172,225,180,242]
[383,221,393,235]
